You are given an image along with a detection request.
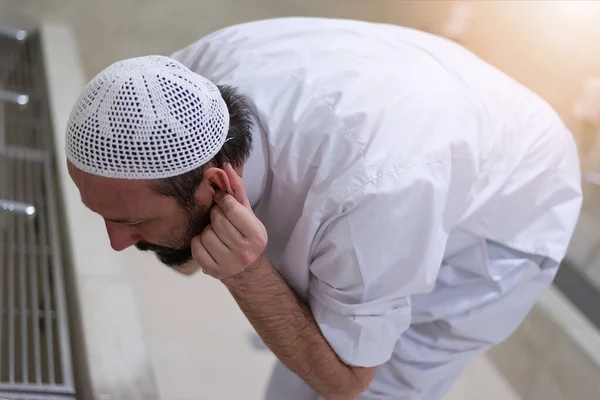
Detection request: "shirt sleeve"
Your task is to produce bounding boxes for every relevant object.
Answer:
[308,160,466,367]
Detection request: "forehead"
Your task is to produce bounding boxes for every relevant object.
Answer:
[68,161,148,198]
[67,161,171,219]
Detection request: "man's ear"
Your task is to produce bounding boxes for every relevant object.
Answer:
[201,166,233,197]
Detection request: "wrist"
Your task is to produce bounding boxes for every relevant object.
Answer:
[221,254,270,288]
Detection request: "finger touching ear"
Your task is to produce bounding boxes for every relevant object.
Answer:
[204,167,233,196]
[224,163,251,209]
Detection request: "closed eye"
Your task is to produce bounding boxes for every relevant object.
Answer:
[127,220,145,227]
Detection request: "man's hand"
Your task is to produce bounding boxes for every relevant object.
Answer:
[191,164,375,398]
[191,163,268,280]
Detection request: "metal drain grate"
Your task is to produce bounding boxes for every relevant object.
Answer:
[0,33,44,150]
[0,395,75,400]
[0,28,75,399]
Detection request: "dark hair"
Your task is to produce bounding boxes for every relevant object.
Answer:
[151,85,254,208]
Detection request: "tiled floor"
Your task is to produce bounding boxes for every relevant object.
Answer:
[4,1,522,398]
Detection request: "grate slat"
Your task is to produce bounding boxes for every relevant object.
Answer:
[17,157,29,384]
[7,168,16,385]
[37,168,53,385]
[25,159,41,385]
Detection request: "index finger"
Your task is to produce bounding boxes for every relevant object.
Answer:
[213,191,257,236]
[224,163,251,209]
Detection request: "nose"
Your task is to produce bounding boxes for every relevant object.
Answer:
[104,220,142,251]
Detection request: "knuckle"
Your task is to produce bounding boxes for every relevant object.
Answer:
[210,206,220,220]
[191,236,208,262]
[191,246,202,263]
[223,196,238,212]
[240,250,258,266]
[190,235,203,250]
[211,210,225,228]
[200,227,214,242]
[227,209,239,222]
[257,231,268,248]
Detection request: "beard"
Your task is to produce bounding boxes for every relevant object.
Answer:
[135,202,214,268]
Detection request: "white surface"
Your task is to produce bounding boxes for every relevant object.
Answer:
[42,22,159,399]
[127,250,277,400]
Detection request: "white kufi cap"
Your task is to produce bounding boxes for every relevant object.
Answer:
[65,55,229,179]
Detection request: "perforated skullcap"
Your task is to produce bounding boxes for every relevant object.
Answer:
[65,55,230,180]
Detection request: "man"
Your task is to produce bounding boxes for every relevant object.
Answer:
[65,17,582,400]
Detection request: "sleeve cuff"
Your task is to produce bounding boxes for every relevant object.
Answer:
[309,294,411,367]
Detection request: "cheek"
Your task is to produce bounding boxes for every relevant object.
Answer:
[138,215,189,245]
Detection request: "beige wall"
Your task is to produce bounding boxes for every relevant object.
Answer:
[8,0,599,133]
[383,1,600,133]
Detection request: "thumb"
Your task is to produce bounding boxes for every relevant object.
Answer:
[224,163,251,209]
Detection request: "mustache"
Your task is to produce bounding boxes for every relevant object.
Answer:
[135,242,193,267]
